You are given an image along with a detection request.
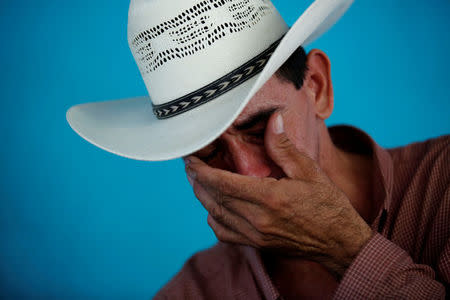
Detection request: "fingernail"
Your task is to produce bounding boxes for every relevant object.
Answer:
[274,113,284,134]
[184,157,192,165]
[186,168,196,187]
[186,167,197,180]
[187,174,194,187]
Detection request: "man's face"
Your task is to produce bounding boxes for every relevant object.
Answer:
[192,70,324,179]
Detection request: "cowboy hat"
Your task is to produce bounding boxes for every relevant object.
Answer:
[66,0,354,161]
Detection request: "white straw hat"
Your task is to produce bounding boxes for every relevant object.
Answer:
[66,0,354,161]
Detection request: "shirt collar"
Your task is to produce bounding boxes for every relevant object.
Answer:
[240,125,394,300]
[328,125,394,215]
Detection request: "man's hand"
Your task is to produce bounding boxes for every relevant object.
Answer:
[185,111,373,277]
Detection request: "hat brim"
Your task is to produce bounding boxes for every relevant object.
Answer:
[66,0,353,161]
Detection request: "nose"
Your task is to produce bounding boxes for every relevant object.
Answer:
[223,135,273,178]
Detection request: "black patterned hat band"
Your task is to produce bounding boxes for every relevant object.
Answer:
[152,38,281,119]
[128,0,289,119]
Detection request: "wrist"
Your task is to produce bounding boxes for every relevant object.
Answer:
[335,220,373,277]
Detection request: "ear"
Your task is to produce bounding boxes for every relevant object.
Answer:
[304,49,334,120]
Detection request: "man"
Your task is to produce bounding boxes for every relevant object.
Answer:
[66,0,449,298]
[154,46,449,300]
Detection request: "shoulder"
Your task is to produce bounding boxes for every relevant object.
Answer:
[388,134,449,167]
[387,134,449,195]
[387,135,449,189]
[154,242,247,299]
[385,135,449,262]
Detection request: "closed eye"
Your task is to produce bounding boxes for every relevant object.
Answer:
[194,142,219,162]
[200,148,218,161]
[243,121,267,144]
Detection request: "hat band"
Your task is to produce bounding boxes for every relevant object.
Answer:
[153,37,282,119]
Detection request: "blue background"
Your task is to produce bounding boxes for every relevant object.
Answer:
[1,0,449,299]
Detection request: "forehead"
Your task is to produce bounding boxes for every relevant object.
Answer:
[233,75,288,126]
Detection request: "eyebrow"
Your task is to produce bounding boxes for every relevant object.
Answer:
[233,107,278,131]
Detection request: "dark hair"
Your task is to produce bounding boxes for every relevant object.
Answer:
[275,45,308,90]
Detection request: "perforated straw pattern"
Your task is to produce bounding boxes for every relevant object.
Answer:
[153,37,281,119]
[130,0,274,74]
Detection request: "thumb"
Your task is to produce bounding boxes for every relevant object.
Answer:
[264,111,318,180]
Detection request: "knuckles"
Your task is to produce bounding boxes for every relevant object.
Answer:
[207,214,228,242]
[254,231,276,248]
[263,180,292,211]
[210,205,224,221]
[253,216,271,232]
[260,182,281,209]
[276,135,296,153]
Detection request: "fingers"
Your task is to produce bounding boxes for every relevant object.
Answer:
[189,169,276,247]
[185,156,276,203]
[264,111,321,181]
[207,214,255,247]
[193,179,266,234]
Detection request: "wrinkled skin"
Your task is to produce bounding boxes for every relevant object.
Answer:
[184,49,374,298]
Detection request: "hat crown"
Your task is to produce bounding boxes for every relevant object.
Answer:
[127,0,288,107]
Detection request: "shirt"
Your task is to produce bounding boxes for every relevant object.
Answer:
[154,125,450,299]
